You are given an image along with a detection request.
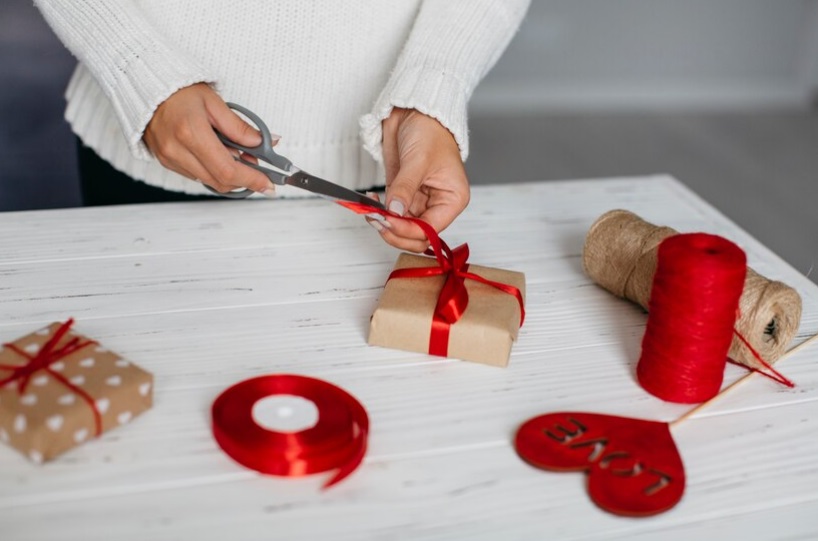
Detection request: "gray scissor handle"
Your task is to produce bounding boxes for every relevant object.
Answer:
[206,102,292,198]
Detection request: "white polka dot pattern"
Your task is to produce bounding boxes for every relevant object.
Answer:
[79,357,95,368]
[73,428,89,443]
[95,398,110,414]
[46,415,64,432]
[13,414,26,433]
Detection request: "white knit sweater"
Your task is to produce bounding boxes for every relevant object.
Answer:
[36,0,529,197]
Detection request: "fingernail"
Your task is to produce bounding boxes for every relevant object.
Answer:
[388,200,405,216]
[369,220,384,232]
[262,187,276,198]
[365,213,391,228]
[270,134,281,146]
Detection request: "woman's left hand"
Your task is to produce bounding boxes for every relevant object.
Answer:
[368,108,470,253]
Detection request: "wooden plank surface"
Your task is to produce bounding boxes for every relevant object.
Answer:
[1,176,816,540]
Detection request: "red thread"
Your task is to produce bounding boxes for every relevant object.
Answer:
[211,374,369,488]
[730,331,794,387]
[0,319,102,435]
[637,234,747,403]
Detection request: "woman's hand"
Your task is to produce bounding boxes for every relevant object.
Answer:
[143,83,276,195]
[369,108,470,252]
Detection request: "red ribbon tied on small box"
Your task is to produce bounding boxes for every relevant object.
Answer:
[341,202,525,356]
[0,319,102,435]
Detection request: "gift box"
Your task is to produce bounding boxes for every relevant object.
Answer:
[369,252,526,367]
[0,320,153,463]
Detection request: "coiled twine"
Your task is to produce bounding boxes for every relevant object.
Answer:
[583,209,802,373]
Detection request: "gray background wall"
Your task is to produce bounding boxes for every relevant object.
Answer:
[2,0,818,277]
[474,0,818,112]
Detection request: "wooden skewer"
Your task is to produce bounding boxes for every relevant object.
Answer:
[669,332,818,429]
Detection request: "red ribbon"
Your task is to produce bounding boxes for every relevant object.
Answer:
[340,201,525,357]
[211,374,369,488]
[0,318,102,436]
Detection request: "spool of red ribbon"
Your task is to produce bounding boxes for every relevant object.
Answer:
[211,374,369,488]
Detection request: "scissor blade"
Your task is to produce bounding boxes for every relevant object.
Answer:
[285,171,387,210]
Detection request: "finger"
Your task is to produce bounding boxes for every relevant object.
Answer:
[229,149,264,178]
[362,191,389,225]
[170,148,240,193]
[414,179,470,233]
[188,118,274,193]
[239,152,259,165]
[377,228,430,253]
[416,200,466,234]
[383,215,427,241]
[205,96,263,148]
[385,159,426,217]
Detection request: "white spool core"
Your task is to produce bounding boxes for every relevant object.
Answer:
[251,395,319,433]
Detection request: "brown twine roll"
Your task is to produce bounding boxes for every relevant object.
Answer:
[583,209,802,371]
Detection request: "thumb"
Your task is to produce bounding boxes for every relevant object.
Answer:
[207,97,263,148]
[386,160,426,216]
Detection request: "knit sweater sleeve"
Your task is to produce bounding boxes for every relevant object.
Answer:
[35,0,216,160]
[360,0,529,163]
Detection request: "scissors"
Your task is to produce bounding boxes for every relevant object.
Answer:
[207,102,387,212]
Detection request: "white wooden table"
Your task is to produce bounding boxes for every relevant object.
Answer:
[1,175,817,540]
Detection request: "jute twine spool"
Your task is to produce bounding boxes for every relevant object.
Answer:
[582,209,802,372]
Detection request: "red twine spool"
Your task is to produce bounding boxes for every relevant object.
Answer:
[637,233,747,403]
[211,374,369,488]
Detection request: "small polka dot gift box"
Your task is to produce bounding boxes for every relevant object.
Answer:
[0,320,153,463]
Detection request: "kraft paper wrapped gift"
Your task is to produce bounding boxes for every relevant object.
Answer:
[0,321,153,463]
[369,253,526,367]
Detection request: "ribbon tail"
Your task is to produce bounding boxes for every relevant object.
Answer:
[428,313,452,357]
[321,399,370,489]
[322,431,368,489]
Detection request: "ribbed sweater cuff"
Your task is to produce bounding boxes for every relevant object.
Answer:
[360,65,469,164]
[108,53,215,160]
[36,1,216,160]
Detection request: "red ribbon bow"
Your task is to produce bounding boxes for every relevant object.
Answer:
[340,202,525,356]
[0,319,102,436]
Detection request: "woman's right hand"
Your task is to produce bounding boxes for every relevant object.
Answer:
[143,83,277,195]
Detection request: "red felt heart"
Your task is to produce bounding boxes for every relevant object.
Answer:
[515,412,685,516]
